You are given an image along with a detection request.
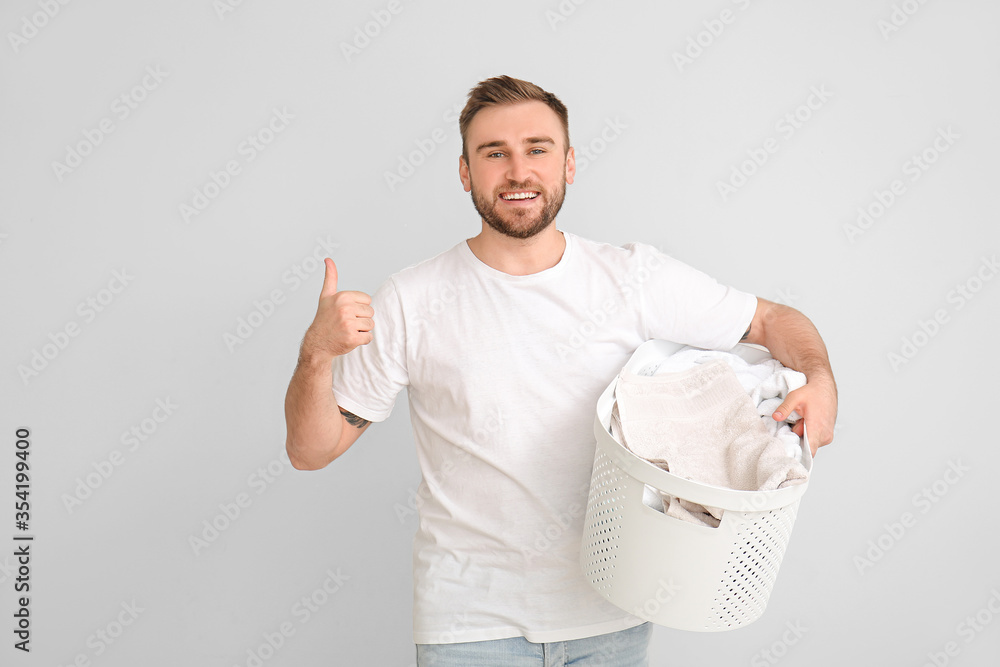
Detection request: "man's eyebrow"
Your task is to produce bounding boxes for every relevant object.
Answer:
[475,136,556,153]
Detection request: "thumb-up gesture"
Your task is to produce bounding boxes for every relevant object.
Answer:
[302,258,374,361]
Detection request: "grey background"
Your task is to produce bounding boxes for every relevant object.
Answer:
[2,0,998,665]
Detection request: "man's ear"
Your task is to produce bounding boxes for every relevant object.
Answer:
[565,146,576,185]
[459,155,472,192]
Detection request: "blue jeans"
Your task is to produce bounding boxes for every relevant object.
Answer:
[415,621,652,666]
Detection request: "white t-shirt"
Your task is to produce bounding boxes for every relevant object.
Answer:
[330,230,757,645]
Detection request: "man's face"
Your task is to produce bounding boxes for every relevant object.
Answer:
[459,100,575,239]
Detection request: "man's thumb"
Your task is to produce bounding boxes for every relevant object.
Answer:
[321,258,338,296]
[772,399,794,422]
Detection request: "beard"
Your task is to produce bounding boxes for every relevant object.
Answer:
[469,174,567,240]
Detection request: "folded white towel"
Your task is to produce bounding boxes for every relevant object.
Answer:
[613,356,809,527]
[643,347,807,459]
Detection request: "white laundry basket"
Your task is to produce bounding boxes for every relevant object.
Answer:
[580,339,813,632]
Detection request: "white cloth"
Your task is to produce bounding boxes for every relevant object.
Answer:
[613,359,808,527]
[329,230,757,644]
[642,345,807,459]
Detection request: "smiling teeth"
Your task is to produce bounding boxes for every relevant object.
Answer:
[501,192,538,200]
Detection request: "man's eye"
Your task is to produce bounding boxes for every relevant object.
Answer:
[530,148,546,154]
[488,151,505,158]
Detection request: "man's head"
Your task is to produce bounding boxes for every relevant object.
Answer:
[458,75,575,240]
[459,75,570,162]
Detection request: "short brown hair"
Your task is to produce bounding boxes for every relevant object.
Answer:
[459,75,570,160]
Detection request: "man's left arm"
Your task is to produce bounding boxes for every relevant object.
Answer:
[741,297,838,455]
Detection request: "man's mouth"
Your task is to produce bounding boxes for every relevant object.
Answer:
[499,191,540,201]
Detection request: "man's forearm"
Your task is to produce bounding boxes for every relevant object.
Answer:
[744,298,838,449]
[285,256,375,468]
[284,350,345,470]
[748,301,835,385]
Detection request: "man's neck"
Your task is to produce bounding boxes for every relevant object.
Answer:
[466,224,566,276]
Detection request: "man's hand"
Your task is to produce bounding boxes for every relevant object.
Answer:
[284,258,374,470]
[744,297,838,457]
[300,258,374,361]
[772,376,838,456]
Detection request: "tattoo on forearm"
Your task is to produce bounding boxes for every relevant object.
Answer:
[741,325,751,341]
[339,407,371,429]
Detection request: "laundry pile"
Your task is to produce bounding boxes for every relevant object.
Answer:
[609,346,810,527]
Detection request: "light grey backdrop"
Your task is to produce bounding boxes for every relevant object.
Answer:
[3,1,998,665]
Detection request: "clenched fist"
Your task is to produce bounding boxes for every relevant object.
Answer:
[301,258,374,361]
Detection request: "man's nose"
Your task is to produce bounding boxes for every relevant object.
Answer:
[505,153,532,184]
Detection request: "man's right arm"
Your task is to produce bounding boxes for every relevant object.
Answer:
[284,258,374,470]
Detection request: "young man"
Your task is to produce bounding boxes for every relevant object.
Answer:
[284,75,838,666]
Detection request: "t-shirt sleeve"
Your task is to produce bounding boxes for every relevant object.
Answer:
[330,276,409,423]
[633,243,758,351]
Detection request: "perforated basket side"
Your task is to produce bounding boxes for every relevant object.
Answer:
[581,447,631,591]
[703,503,800,630]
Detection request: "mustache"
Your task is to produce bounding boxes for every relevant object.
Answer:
[496,182,543,194]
